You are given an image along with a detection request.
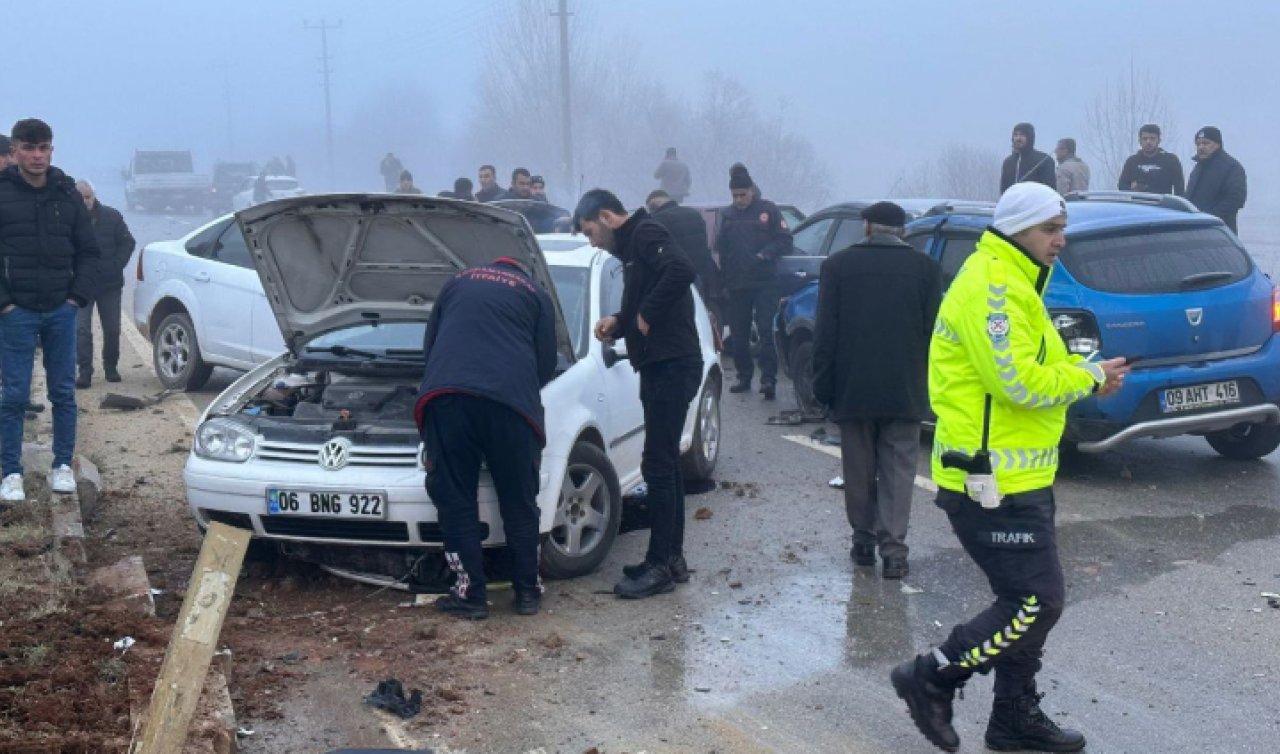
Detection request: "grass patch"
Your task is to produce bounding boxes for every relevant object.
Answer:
[19,645,50,667]
[97,656,127,686]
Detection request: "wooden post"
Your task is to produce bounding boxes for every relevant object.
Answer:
[133,522,250,754]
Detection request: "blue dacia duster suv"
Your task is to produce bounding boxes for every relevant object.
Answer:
[775,192,1280,459]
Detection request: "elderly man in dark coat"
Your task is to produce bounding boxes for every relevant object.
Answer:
[74,180,135,388]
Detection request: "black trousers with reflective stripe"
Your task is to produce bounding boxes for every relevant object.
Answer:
[936,486,1065,699]
[422,394,542,604]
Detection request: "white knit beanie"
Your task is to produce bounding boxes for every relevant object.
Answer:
[993,182,1067,236]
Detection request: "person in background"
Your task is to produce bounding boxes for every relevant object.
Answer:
[380,152,403,192]
[812,201,942,581]
[440,177,474,201]
[475,164,503,203]
[645,189,717,319]
[1185,126,1247,233]
[395,170,422,194]
[74,179,134,389]
[653,147,691,202]
[530,175,548,202]
[1000,123,1055,192]
[1053,139,1090,195]
[1117,124,1184,195]
[505,168,533,200]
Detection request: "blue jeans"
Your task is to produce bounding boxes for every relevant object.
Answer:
[1,303,78,474]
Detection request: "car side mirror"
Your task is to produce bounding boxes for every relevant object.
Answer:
[602,343,629,369]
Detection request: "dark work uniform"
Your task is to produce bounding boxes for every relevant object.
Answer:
[716,197,793,387]
[609,209,702,567]
[77,199,135,379]
[414,259,558,606]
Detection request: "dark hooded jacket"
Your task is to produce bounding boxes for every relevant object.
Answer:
[1185,148,1247,233]
[0,165,101,311]
[1000,124,1056,192]
[415,259,558,445]
[812,234,943,421]
[88,200,135,293]
[609,209,700,370]
[715,197,793,291]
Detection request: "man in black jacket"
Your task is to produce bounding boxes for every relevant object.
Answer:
[1000,123,1056,192]
[74,180,135,388]
[1116,124,1184,195]
[0,118,100,503]
[645,189,717,312]
[475,164,504,203]
[576,188,702,599]
[812,202,942,579]
[717,165,793,399]
[1185,126,1247,233]
[414,257,558,620]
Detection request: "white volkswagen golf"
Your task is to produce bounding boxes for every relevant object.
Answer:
[184,196,722,584]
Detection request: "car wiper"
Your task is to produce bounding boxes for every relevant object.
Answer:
[304,345,381,359]
[1179,271,1235,289]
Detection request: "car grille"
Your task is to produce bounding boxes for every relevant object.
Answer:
[201,509,253,531]
[255,440,418,467]
[260,517,411,543]
[416,522,487,544]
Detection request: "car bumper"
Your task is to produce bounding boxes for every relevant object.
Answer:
[1076,403,1280,453]
[184,455,507,548]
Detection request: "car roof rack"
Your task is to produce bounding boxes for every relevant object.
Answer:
[1062,190,1197,213]
[922,201,996,218]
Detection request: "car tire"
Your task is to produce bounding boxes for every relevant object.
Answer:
[1205,422,1280,460]
[541,442,622,580]
[681,376,721,481]
[153,312,214,391]
[789,339,820,416]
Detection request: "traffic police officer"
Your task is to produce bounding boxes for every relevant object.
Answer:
[891,182,1128,753]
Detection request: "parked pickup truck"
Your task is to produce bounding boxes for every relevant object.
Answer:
[124,150,211,213]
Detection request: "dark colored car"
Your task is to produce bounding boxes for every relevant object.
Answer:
[208,161,259,214]
[776,192,1280,459]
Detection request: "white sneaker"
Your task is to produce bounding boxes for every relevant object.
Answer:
[1,473,24,502]
[50,465,75,494]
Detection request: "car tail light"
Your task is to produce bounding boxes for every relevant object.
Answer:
[135,248,145,282]
[1272,287,1280,332]
[1050,309,1101,356]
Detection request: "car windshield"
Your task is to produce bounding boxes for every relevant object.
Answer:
[299,265,588,360]
[549,264,589,356]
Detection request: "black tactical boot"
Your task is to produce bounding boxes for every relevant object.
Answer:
[890,653,962,752]
[729,379,752,394]
[850,541,876,566]
[614,562,675,599]
[623,554,689,583]
[985,692,1086,752]
[760,381,776,400]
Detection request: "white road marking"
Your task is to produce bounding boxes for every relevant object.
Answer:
[781,434,937,492]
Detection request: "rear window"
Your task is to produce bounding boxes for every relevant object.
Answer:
[1061,225,1252,294]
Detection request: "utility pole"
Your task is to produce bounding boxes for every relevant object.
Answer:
[305,19,341,189]
[552,0,573,198]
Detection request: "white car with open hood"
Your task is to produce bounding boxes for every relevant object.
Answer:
[184,196,722,585]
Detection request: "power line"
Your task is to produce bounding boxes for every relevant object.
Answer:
[304,18,342,189]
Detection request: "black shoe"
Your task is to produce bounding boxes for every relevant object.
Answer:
[851,541,876,566]
[729,380,752,394]
[623,555,690,584]
[105,368,122,383]
[985,692,1086,752]
[513,591,542,616]
[25,402,44,414]
[434,593,488,620]
[890,654,961,752]
[614,562,675,599]
[760,382,776,400]
[75,373,91,389]
[882,555,909,580]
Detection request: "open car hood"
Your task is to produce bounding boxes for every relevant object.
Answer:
[235,194,573,359]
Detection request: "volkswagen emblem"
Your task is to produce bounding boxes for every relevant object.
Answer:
[318,438,352,470]
[1185,307,1204,327]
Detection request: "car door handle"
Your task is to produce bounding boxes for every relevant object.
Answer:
[193,272,211,283]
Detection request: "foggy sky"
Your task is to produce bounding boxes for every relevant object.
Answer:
[18,0,1280,207]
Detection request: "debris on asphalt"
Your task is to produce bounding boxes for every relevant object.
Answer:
[1262,591,1280,609]
[809,426,841,447]
[99,388,177,411]
[364,677,423,719]
[900,584,924,595]
[828,476,844,489]
[236,727,255,738]
[694,507,713,520]
[694,686,712,692]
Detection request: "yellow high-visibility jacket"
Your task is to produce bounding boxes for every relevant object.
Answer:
[929,229,1104,495]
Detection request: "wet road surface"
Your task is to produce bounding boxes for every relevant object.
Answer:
[116,207,1280,753]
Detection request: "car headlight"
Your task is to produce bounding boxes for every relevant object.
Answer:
[194,418,256,463]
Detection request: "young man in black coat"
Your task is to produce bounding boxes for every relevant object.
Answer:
[74,179,135,388]
[1185,126,1247,233]
[576,188,703,599]
[812,202,942,579]
[1116,124,1184,195]
[414,257,558,620]
[1000,123,1056,193]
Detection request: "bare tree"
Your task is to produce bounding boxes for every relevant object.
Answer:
[1085,62,1178,189]
[888,143,1000,202]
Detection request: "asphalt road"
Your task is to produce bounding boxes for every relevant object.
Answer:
[118,207,1280,753]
